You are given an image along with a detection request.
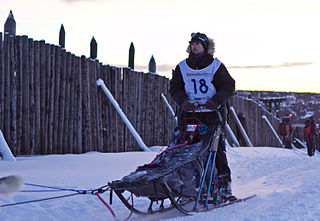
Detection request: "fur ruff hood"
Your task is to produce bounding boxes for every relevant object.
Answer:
[186,37,215,55]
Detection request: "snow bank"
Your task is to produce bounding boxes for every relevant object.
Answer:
[1,147,320,221]
[0,129,16,161]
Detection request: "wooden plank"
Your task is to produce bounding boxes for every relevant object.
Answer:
[122,68,129,151]
[95,62,104,152]
[159,76,167,145]
[63,52,72,153]
[21,36,30,155]
[127,70,132,151]
[136,71,143,150]
[148,74,154,146]
[155,75,162,145]
[57,49,66,153]
[69,55,76,153]
[47,44,56,154]
[89,60,98,152]
[99,65,111,152]
[97,65,105,152]
[43,43,51,154]
[9,35,17,154]
[74,56,82,153]
[3,33,11,149]
[43,42,49,154]
[164,76,172,144]
[39,40,47,154]
[95,62,102,152]
[28,38,35,154]
[104,65,112,152]
[67,54,75,153]
[128,68,135,151]
[67,54,76,153]
[252,101,258,146]
[111,67,118,152]
[160,77,167,144]
[116,67,123,152]
[130,69,138,151]
[15,36,23,155]
[81,56,91,153]
[52,46,61,154]
[0,32,3,131]
[147,74,154,146]
[33,40,41,154]
[141,72,147,148]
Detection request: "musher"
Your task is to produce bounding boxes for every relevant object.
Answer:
[169,32,236,201]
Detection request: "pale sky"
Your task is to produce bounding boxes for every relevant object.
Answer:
[1,0,320,93]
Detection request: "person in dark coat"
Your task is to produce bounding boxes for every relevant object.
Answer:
[169,32,236,200]
[278,113,295,149]
[303,117,319,156]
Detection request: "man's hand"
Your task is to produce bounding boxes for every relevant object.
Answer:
[204,100,220,110]
[180,99,195,112]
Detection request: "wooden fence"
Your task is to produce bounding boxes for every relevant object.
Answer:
[0,32,287,156]
[0,33,176,155]
[228,96,282,147]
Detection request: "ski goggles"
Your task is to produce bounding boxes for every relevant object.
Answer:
[190,32,208,43]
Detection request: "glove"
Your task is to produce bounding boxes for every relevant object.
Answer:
[204,100,220,110]
[180,99,195,112]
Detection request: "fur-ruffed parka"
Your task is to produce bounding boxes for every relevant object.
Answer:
[170,37,235,107]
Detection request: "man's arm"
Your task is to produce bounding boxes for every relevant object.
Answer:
[169,65,188,105]
[210,63,235,105]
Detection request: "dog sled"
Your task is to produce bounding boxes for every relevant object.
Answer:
[108,113,236,215]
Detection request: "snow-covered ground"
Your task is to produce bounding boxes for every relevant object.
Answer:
[1,146,320,221]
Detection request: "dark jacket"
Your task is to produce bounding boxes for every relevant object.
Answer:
[169,53,235,126]
[170,53,235,106]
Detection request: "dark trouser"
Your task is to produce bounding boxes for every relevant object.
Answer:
[179,111,231,182]
[283,137,293,149]
[215,139,231,182]
[307,135,316,156]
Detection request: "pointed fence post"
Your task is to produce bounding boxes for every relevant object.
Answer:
[148,55,156,73]
[4,10,16,37]
[59,24,65,48]
[128,42,135,69]
[90,37,97,59]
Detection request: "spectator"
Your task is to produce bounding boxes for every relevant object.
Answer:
[303,117,319,156]
[278,113,295,149]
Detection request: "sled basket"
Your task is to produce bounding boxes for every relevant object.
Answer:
[109,126,217,200]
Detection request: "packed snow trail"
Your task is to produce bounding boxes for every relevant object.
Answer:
[1,147,320,221]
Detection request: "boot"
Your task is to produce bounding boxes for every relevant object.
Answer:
[218,175,237,202]
[223,181,237,201]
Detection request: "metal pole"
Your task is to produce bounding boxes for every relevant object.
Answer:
[0,129,16,161]
[261,115,283,147]
[225,123,240,147]
[160,93,178,123]
[229,106,253,147]
[96,79,150,152]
